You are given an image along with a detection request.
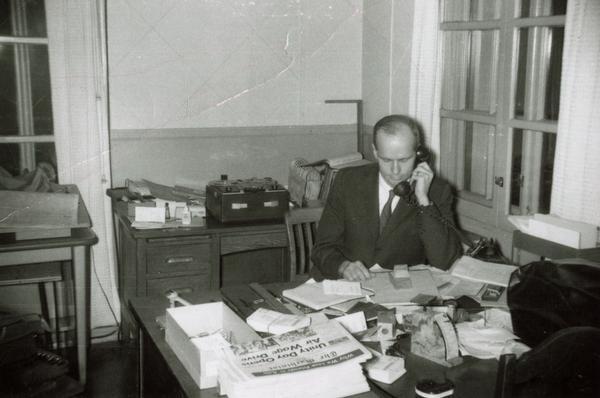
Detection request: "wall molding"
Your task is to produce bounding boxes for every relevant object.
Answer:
[111,124,356,141]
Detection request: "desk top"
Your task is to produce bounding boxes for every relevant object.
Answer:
[129,292,376,398]
[130,286,500,398]
[0,227,97,252]
[110,197,286,239]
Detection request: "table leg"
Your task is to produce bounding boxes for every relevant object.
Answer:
[138,326,144,398]
[72,245,89,385]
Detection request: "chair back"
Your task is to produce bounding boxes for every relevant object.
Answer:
[284,206,323,280]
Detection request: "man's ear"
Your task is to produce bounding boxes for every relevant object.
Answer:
[371,143,377,159]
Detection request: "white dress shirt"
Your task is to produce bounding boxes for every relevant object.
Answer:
[378,173,400,215]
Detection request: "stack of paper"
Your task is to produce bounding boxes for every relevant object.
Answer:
[282,281,372,310]
[246,308,311,335]
[362,269,439,304]
[218,320,372,398]
[449,256,517,287]
[437,256,518,307]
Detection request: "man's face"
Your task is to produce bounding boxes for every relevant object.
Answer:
[372,129,416,187]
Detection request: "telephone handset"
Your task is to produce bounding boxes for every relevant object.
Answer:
[393,146,432,199]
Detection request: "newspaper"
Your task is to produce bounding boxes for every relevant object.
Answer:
[221,320,371,378]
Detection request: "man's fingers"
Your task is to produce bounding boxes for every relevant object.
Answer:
[343,262,370,281]
[345,263,371,281]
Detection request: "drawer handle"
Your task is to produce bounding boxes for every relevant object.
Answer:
[165,287,193,295]
[166,256,194,264]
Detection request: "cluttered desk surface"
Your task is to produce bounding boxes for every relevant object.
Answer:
[130,259,517,398]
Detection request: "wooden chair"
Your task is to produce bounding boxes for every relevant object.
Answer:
[284,206,324,281]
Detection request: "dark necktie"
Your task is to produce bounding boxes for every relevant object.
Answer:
[380,189,395,234]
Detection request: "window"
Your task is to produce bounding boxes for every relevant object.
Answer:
[0,0,56,179]
[439,0,566,236]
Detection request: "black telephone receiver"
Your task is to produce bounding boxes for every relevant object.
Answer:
[393,145,431,199]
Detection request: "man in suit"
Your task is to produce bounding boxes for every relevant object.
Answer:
[312,114,462,281]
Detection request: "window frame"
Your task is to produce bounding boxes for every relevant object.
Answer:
[0,0,54,174]
[438,0,566,237]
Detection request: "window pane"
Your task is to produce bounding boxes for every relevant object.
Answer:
[0,43,18,135]
[25,0,47,37]
[510,129,523,208]
[510,130,556,214]
[539,133,556,213]
[441,118,495,200]
[0,143,20,176]
[514,27,564,121]
[0,44,54,136]
[463,122,493,198]
[0,142,56,180]
[0,0,11,36]
[0,0,47,37]
[520,0,568,18]
[442,0,500,22]
[29,44,53,135]
[514,29,528,118]
[442,30,499,113]
[544,27,563,120]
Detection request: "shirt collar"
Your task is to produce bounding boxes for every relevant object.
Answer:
[378,173,395,192]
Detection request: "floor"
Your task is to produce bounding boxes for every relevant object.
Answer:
[76,340,137,398]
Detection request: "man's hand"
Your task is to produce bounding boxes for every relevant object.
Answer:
[338,260,371,281]
[411,161,434,206]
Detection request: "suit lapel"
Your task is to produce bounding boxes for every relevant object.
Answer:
[359,165,380,243]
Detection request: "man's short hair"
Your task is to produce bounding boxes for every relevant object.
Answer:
[372,114,422,149]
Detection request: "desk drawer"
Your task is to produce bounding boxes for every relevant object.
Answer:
[220,231,287,255]
[146,275,210,296]
[146,242,211,276]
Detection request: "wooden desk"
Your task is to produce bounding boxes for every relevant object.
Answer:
[0,227,98,385]
[129,293,377,398]
[111,200,288,340]
[130,288,500,398]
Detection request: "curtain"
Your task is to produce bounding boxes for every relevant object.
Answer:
[408,0,442,169]
[45,0,119,331]
[550,0,600,226]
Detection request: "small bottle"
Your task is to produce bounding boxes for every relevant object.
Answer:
[181,205,191,225]
[165,203,171,220]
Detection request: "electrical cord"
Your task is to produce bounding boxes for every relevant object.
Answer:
[394,190,511,264]
[89,247,121,339]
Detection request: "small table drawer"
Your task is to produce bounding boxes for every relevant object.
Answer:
[146,243,210,276]
[146,275,210,296]
[220,232,287,255]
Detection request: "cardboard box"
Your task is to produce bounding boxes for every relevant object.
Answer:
[529,214,598,249]
[165,302,260,389]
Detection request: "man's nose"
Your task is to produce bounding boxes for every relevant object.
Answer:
[391,161,401,174]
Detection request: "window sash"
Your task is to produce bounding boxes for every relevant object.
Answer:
[440,0,564,218]
[0,1,53,173]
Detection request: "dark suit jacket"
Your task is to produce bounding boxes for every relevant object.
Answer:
[311,163,462,280]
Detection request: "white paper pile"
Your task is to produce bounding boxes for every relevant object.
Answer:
[218,320,372,398]
[455,318,528,359]
[246,308,311,335]
[365,355,406,384]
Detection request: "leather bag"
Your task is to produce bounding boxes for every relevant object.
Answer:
[507,260,600,347]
